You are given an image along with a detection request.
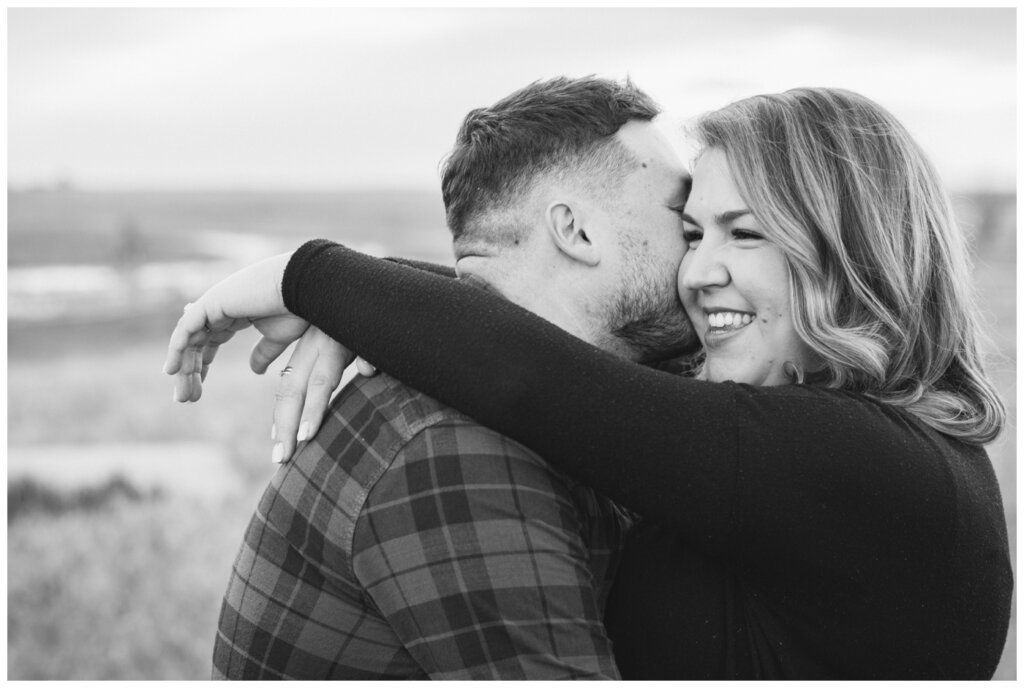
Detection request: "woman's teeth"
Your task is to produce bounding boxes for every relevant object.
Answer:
[707,311,754,330]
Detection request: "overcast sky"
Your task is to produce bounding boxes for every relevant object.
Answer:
[8,7,1017,192]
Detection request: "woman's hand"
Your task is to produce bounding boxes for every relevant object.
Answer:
[271,327,380,463]
[163,252,304,402]
[163,249,382,462]
[271,326,350,463]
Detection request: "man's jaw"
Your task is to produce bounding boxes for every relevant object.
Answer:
[606,301,698,363]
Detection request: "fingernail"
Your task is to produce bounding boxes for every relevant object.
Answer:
[162,361,170,375]
[271,443,284,464]
[297,422,310,442]
[271,424,277,441]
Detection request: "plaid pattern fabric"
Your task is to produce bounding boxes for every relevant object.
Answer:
[213,373,629,679]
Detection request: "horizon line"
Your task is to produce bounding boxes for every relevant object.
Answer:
[8,183,1016,197]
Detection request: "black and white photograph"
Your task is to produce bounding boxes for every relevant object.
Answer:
[7,6,1017,680]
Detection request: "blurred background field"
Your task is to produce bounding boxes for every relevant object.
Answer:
[6,187,1016,679]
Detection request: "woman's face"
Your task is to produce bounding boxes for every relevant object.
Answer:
[679,148,818,386]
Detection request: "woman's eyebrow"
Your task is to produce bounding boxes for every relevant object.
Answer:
[680,208,751,226]
[715,209,752,224]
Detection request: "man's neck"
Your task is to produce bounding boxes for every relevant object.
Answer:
[456,255,638,361]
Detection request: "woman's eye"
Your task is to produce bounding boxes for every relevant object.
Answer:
[682,229,703,247]
[731,228,764,241]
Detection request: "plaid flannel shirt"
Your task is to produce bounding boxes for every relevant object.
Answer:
[213,373,629,679]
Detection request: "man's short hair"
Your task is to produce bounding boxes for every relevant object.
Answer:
[440,76,660,251]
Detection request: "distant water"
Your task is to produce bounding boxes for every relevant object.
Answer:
[7,239,395,324]
[8,189,453,324]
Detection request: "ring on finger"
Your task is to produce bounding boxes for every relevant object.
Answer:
[280,366,294,377]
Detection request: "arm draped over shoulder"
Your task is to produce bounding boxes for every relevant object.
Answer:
[285,240,968,555]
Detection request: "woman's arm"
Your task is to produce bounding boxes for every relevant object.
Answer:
[283,240,960,563]
[385,257,457,279]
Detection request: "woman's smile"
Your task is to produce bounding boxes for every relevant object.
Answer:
[701,308,756,347]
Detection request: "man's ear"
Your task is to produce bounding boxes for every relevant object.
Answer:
[545,202,600,266]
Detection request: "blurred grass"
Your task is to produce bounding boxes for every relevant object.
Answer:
[9,476,156,521]
[6,190,1016,679]
[8,320,282,484]
[8,327,283,679]
[8,493,257,679]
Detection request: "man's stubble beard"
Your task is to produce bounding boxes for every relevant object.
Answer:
[605,244,698,364]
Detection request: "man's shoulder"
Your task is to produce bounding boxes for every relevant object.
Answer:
[293,373,624,536]
[266,374,478,560]
[344,375,628,509]
[345,373,560,479]
[295,373,555,503]
[329,373,557,467]
[335,372,470,440]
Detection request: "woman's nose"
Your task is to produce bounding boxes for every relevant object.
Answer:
[680,245,730,292]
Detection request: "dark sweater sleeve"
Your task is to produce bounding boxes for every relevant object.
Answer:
[384,257,457,279]
[283,241,976,561]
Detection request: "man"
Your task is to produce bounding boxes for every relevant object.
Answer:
[197,76,694,679]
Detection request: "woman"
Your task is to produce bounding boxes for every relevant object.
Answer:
[165,88,1012,678]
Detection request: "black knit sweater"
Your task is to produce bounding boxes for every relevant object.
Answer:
[282,239,1012,679]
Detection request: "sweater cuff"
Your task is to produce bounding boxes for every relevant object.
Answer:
[283,238,337,318]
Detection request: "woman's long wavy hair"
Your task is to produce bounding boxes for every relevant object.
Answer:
[692,87,1004,444]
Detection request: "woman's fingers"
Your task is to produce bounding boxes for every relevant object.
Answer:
[297,330,349,444]
[247,314,312,375]
[165,251,293,377]
[168,314,247,401]
[164,252,301,407]
[198,325,243,382]
[355,357,378,377]
[173,370,192,403]
[271,327,352,464]
[165,301,218,375]
[169,327,205,401]
[270,330,318,463]
[173,346,203,402]
[250,335,293,375]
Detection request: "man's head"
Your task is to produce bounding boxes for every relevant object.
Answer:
[441,76,696,362]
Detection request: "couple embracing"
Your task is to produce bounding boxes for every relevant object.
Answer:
[164,76,1012,679]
